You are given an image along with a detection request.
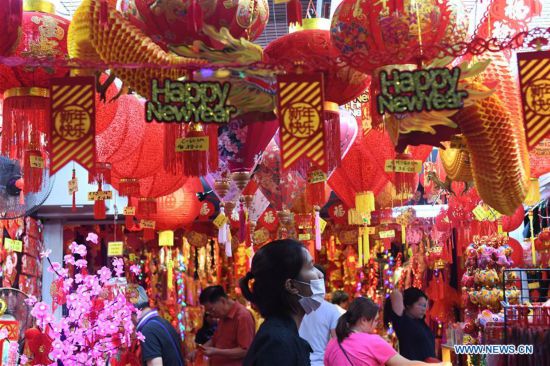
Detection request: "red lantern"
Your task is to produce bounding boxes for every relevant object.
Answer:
[264,24,369,106]
[330,0,463,73]
[121,0,269,49]
[0,0,22,56]
[133,178,202,231]
[1,1,69,193]
[501,206,525,233]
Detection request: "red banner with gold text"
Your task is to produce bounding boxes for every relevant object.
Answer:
[50,77,96,174]
[277,73,327,171]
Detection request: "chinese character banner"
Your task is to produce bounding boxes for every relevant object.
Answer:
[517,50,550,150]
[50,77,96,174]
[277,73,327,171]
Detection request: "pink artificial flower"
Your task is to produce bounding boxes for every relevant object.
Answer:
[97,267,112,283]
[75,259,88,268]
[68,241,78,252]
[137,331,145,342]
[39,249,52,258]
[64,254,75,265]
[19,354,28,365]
[73,244,87,257]
[86,232,99,244]
[112,258,124,277]
[129,265,141,276]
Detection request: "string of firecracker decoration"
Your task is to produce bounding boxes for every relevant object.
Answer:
[176,253,187,341]
[0,27,548,72]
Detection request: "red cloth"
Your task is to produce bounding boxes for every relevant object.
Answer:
[210,302,255,366]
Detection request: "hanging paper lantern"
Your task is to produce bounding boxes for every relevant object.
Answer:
[120,0,269,49]
[501,205,525,233]
[330,0,466,73]
[95,73,121,135]
[439,138,473,182]
[1,1,69,193]
[264,21,370,106]
[0,0,22,56]
[451,84,530,215]
[133,178,202,231]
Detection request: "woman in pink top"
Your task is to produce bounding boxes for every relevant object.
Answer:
[324,298,450,366]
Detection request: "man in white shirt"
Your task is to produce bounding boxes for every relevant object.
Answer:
[299,265,342,366]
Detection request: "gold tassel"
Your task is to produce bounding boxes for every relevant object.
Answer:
[524,178,541,206]
[528,210,536,265]
[363,226,370,262]
[358,228,363,267]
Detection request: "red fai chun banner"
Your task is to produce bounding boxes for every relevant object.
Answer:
[277,73,327,171]
[517,50,550,150]
[50,77,96,174]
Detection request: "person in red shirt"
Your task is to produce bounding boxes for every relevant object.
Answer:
[198,285,255,366]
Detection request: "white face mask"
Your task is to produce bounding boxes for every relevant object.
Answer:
[294,278,326,314]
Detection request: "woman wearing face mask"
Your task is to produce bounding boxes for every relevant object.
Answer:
[324,297,450,366]
[383,288,437,362]
[239,239,324,366]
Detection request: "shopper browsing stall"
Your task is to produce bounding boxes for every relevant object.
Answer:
[240,239,324,366]
[325,297,450,366]
[384,288,436,362]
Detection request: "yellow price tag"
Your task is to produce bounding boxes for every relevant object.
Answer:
[159,230,174,247]
[319,218,327,233]
[472,205,487,221]
[29,155,44,168]
[528,282,540,290]
[213,214,228,229]
[140,219,156,229]
[298,233,311,241]
[4,238,22,252]
[124,206,136,216]
[379,230,395,239]
[175,137,209,152]
[88,191,113,201]
[308,170,327,184]
[107,241,124,257]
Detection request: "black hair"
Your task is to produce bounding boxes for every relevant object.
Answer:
[383,287,428,328]
[199,285,227,305]
[239,239,306,318]
[336,297,379,343]
[331,290,349,306]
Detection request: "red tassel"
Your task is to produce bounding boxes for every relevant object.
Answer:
[94,183,107,220]
[164,124,184,174]
[394,153,418,198]
[125,213,134,228]
[287,0,303,26]
[138,198,157,216]
[207,124,219,172]
[119,178,140,197]
[88,162,111,185]
[369,81,383,129]
[143,228,155,241]
[1,91,50,161]
[306,168,327,208]
[239,201,246,243]
[323,104,341,173]
[23,147,44,194]
[183,123,209,177]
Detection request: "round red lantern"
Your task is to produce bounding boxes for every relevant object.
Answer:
[501,206,525,233]
[0,0,22,56]
[330,0,465,73]
[134,178,202,231]
[1,0,69,193]
[120,0,269,49]
[264,21,369,106]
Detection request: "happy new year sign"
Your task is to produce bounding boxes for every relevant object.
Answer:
[377,67,468,115]
[146,79,237,123]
